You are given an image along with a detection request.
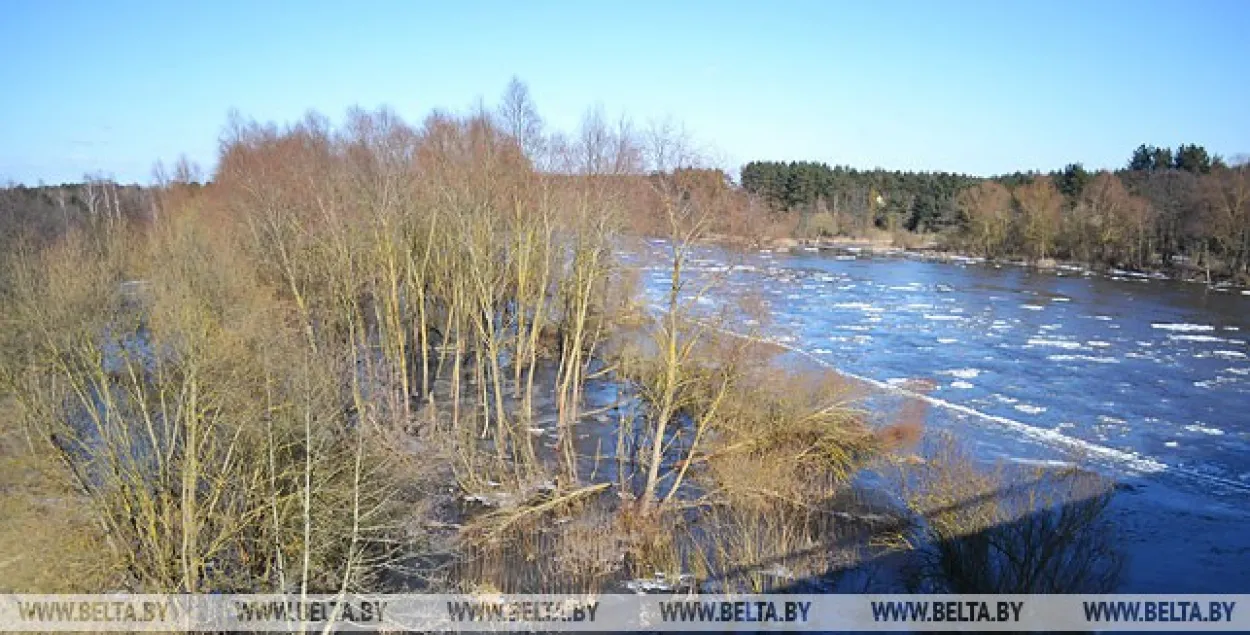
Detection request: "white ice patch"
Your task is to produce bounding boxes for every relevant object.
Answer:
[923,314,965,321]
[1028,338,1083,349]
[1184,423,1225,436]
[1009,457,1076,468]
[1087,341,1112,348]
[1048,354,1120,364]
[1169,334,1227,343]
[950,380,974,389]
[1165,441,1179,448]
[1021,304,1045,311]
[940,368,981,379]
[1094,315,1113,321]
[1014,404,1047,415]
[937,338,959,344]
[1213,350,1247,359]
[1152,323,1215,332]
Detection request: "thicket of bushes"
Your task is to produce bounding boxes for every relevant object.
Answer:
[0,80,1123,596]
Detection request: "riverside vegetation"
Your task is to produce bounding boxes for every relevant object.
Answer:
[740,148,1250,283]
[0,79,1124,597]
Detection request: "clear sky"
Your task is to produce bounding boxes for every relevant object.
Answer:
[2,0,1248,184]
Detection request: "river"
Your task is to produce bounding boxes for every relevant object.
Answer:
[620,239,1250,592]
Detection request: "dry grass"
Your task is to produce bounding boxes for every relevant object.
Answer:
[0,407,109,591]
[897,434,1123,593]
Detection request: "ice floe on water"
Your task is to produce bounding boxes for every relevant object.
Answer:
[1048,354,1120,364]
[923,314,965,321]
[1021,304,1045,311]
[1212,350,1247,359]
[1168,334,1228,343]
[1027,338,1083,349]
[936,338,959,344]
[1152,323,1216,332]
[1014,404,1047,415]
[1184,423,1225,436]
[949,380,974,389]
[940,368,981,379]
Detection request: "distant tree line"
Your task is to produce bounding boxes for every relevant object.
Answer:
[739,161,977,233]
[741,145,1250,281]
[4,141,1247,281]
[0,179,163,258]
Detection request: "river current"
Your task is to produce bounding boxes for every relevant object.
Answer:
[620,239,1250,591]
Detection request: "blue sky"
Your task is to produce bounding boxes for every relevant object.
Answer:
[2,0,1248,184]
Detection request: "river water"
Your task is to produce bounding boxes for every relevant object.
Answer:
[620,239,1250,592]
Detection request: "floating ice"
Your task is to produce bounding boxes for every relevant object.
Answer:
[1048,354,1120,364]
[937,337,959,344]
[1152,323,1215,332]
[1213,350,1247,359]
[1014,404,1047,415]
[1184,423,1225,436]
[941,368,981,379]
[1028,338,1083,349]
[1169,334,1227,343]
[1021,304,1046,311]
[950,380,974,389]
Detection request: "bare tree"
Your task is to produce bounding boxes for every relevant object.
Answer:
[497,76,545,164]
